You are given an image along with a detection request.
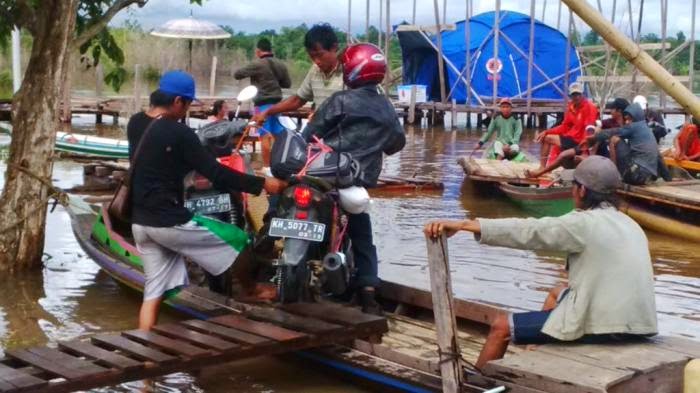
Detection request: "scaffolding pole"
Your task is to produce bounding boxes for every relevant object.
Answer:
[564,8,573,102]
[690,0,697,93]
[542,0,548,22]
[366,0,370,39]
[526,0,536,116]
[660,0,668,108]
[465,0,472,106]
[378,0,383,50]
[412,0,416,24]
[348,0,352,43]
[557,1,562,30]
[432,0,447,103]
[492,0,501,107]
[384,0,391,89]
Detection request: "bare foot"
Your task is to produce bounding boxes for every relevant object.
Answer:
[236,283,277,303]
[526,344,539,351]
[524,169,542,178]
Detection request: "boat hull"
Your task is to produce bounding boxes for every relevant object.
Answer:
[56,132,129,159]
[498,183,574,217]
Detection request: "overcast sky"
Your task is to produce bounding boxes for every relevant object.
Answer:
[111,0,698,37]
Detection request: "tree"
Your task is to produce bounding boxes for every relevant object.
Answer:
[0,0,202,272]
[582,30,601,46]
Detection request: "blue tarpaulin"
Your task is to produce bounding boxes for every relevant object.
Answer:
[398,11,582,104]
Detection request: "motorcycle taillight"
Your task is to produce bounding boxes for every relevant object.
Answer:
[293,186,312,208]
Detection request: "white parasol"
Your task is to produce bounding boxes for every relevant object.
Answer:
[151,16,230,71]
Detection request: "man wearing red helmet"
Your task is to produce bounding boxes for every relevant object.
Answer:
[302,43,406,314]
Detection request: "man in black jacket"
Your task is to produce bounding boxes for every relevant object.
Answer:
[127,70,286,330]
[302,44,406,313]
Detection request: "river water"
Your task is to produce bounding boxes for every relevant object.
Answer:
[0,115,698,391]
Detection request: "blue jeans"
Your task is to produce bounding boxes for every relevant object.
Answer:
[348,213,380,288]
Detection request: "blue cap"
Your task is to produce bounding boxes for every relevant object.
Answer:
[159,70,196,101]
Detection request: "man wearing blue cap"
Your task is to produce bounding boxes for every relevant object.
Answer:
[126,70,286,330]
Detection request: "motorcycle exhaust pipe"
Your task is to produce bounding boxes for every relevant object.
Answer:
[322,252,348,295]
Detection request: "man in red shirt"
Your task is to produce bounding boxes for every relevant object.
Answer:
[534,83,598,170]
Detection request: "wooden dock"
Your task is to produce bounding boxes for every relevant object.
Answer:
[0,302,386,393]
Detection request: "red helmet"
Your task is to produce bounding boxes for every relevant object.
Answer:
[341,43,387,88]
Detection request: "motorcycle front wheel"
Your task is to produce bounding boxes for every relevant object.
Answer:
[278,264,311,304]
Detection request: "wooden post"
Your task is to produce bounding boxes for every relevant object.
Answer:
[384,0,391,90]
[492,0,501,108]
[690,0,697,92]
[348,0,352,43]
[451,98,457,129]
[412,0,416,24]
[630,0,645,95]
[425,234,463,393]
[561,0,700,119]
[442,0,447,25]
[465,0,472,106]
[526,0,536,117]
[626,0,635,39]
[133,64,142,115]
[433,0,447,103]
[378,0,383,50]
[660,0,668,109]
[366,0,370,39]
[209,56,218,97]
[408,85,417,124]
[95,63,104,99]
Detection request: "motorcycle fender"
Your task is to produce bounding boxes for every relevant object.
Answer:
[280,238,312,267]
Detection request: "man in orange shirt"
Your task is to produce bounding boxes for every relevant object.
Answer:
[533,82,598,170]
[672,117,700,161]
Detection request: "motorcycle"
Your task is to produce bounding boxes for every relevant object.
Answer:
[264,122,366,303]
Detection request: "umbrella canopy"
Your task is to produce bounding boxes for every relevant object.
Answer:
[151,17,230,40]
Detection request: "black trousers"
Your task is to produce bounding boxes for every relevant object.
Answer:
[348,212,380,288]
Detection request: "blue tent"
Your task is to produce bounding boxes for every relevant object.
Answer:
[398,11,583,104]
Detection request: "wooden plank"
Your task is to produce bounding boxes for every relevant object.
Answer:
[209,315,308,342]
[425,234,462,393]
[483,350,632,393]
[535,341,692,374]
[91,334,178,364]
[6,348,109,380]
[58,341,144,371]
[282,302,387,333]
[121,330,212,359]
[609,359,686,393]
[151,323,239,351]
[652,335,700,358]
[244,307,343,335]
[0,364,46,392]
[180,320,271,346]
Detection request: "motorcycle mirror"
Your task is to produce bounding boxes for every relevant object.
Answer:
[236,86,258,103]
[278,116,298,131]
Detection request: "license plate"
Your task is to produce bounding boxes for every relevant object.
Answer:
[268,218,326,242]
[185,193,231,215]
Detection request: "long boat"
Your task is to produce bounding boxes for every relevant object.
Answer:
[664,156,700,177]
[67,196,700,393]
[55,131,130,159]
[460,156,700,239]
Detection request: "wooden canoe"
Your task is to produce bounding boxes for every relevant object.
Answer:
[664,156,700,176]
[458,157,563,186]
[498,183,574,217]
[55,132,130,159]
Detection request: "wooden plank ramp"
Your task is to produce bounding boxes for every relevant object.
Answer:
[0,302,387,393]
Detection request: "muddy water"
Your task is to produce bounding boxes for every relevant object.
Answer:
[0,116,698,392]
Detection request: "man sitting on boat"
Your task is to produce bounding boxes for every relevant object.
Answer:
[581,103,661,186]
[424,155,658,370]
[127,71,286,330]
[301,44,406,314]
[477,98,523,161]
[668,117,700,162]
[633,95,669,143]
[525,97,629,178]
[532,82,598,172]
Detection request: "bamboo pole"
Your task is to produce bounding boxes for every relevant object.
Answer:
[542,0,547,22]
[384,0,391,90]
[561,0,700,119]
[426,234,463,393]
[564,9,572,102]
[209,56,218,96]
[366,0,370,39]
[660,0,668,108]
[443,0,447,25]
[690,0,697,92]
[630,0,645,95]
[526,0,536,116]
[465,0,472,106]
[433,0,447,103]
[493,0,501,107]
[557,1,562,30]
[627,0,635,40]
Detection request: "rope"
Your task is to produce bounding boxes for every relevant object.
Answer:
[437,347,483,375]
[0,164,70,234]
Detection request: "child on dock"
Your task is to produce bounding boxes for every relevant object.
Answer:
[669,117,700,162]
[425,156,658,370]
[477,98,523,161]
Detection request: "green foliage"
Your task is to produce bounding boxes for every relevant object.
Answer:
[582,30,601,46]
[0,70,12,99]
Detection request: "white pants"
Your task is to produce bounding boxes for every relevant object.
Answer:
[494,141,520,157]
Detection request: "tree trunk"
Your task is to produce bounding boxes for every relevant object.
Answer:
[0,0,79,272]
